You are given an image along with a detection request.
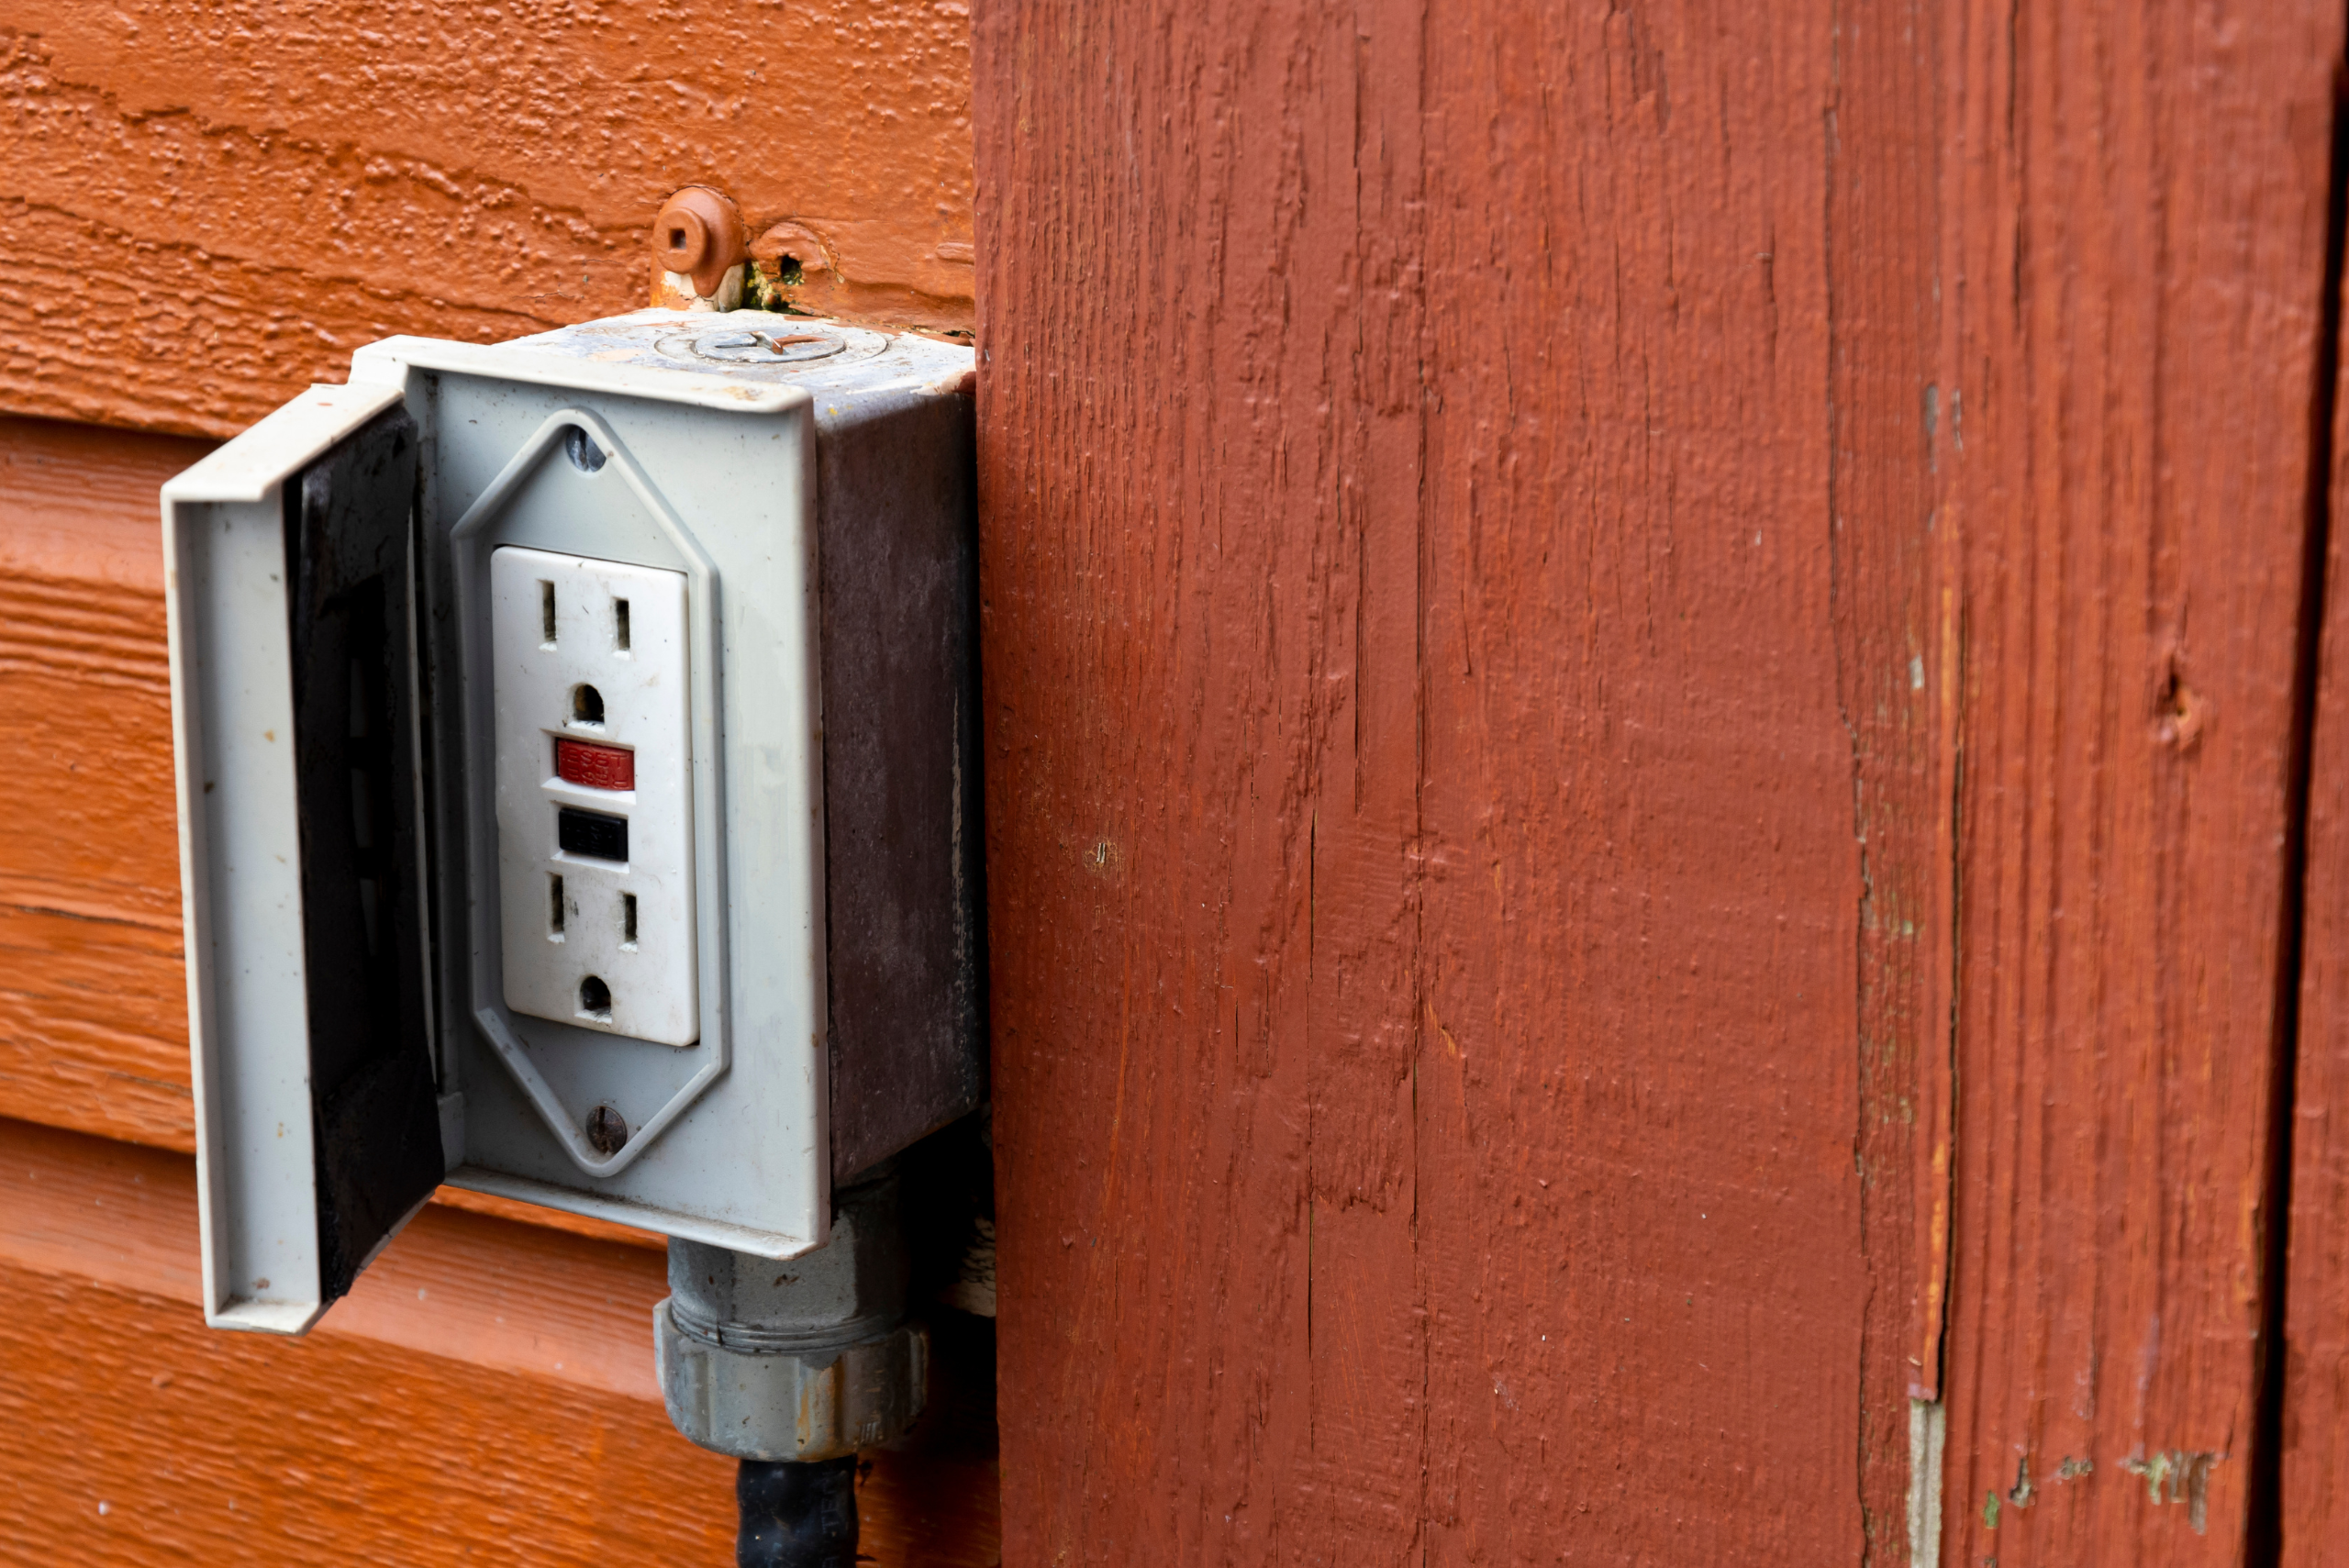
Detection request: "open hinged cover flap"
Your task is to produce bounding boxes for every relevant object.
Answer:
[164,382,445,1333]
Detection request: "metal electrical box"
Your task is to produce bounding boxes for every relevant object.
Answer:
[163,313,982,1332]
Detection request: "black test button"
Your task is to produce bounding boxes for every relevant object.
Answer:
[558,806,629,862]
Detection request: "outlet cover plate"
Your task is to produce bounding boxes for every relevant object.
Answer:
[166,311,978,1329]
[398,371,827,1255]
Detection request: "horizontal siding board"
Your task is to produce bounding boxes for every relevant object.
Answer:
[0,415,203,1147]
[1,2,977,437]
[0,1263,739,1566]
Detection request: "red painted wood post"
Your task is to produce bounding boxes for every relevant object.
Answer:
[1933,3,2344,1562]
[974,1,1953,1559]
[974,0,2349,1562]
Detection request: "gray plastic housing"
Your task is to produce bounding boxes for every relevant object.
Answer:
[164,312,981,1331]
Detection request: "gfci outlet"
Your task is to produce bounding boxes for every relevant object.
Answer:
[162,309,982,1332]
[491,546,697,1047]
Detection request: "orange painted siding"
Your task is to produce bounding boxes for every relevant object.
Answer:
[0,1118,998,1565]
[0,416,202,1151]
[1,1,976,438]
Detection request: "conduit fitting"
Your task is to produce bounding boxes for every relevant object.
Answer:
[651,186,749,311]
[655,1167,928,1462]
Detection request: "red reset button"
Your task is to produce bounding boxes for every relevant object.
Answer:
[555,738,636,792]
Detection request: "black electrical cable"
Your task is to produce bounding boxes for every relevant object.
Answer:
[736,1456,858,1568]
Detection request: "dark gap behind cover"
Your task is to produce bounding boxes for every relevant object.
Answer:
[284,405,443,1303]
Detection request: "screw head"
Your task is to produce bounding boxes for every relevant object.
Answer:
[586,1104,629,1155]
[654,206,712,276]
[651,187,746,298]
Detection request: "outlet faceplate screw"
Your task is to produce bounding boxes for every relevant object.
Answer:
[586,1105,629,1155]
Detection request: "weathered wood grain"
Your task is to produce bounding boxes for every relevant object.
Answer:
[1934,2,2344,1562]
[974,1,1956,1561]
[8,1,2338,1560]
[0,1116,1001,1566]
[1,0,976,437]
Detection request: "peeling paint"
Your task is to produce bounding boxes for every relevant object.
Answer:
[2120,1449,2221,1534]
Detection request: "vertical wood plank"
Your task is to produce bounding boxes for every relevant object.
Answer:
[1823,6,1960,1556]
[1408,0,1954,1561]
[976,1,1954,1561]
[1936,2,2343,1562]
[973,2,1431,1554]
[2278,118,2349,1568]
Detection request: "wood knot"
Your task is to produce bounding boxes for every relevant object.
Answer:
[2156,657,2208,750]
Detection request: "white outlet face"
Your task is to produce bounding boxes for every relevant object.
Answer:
[490,545,698,1046]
